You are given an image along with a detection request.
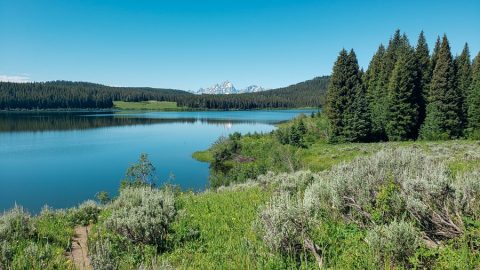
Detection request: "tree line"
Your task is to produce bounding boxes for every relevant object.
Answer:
[326,30,480,142]
[0,76,329,110]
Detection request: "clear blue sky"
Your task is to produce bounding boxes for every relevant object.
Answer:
[1,0,479,90]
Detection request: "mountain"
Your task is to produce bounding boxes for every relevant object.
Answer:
[197,81,265,94]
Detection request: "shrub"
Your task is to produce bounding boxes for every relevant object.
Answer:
[89,239,117,270]
[256,170,319,196]
[365,220,420,268]
[453,170,480,219]
[0,205,34,241]
[105,186,176,247]
[0,240,13,268]
[256,192,310,255]
[69,200,101,226]
[36,207,73,248]
[301,148,466,240]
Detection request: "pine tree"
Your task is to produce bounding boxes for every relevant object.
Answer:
[431,36,441,73]
[415,31,430,129]
[467,53,480,138]
[455,43,472,128]
[326,49,368,142]
[326,49,352,141]
[386,47,420,140]
[365,44,386,140]
[370,30,410,140]
[420,35,462,139]
[343,50,371,142]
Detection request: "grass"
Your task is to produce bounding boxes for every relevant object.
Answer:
[159,187,292,269]
[113,100,184,110]
[191,150,213,162]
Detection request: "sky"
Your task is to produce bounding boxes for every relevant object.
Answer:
[0,0,479,91]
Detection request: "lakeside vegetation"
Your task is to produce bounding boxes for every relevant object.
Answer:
[2,111,479,269]
[1,30,479,269]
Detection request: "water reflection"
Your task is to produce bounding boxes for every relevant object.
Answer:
[0,112,272,132]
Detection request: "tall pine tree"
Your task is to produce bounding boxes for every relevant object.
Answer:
[431,36,441,73]
[326,49,368,142]
[420,35,462,139]
[371,30,410,140]
[467,53,480,138]
[386,46,420,140]
[365,44,386,140]
[455,43,472,128]
[343,50,371,142]
[415,31,430,130]
[326,49,354,141]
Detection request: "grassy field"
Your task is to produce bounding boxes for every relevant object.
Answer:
[113,100,184,110]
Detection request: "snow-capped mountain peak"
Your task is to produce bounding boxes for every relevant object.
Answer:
[196,81,266,95]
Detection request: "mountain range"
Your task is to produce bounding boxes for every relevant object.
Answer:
[196,81,265,95]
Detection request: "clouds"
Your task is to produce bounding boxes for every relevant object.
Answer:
[0,74,30,83]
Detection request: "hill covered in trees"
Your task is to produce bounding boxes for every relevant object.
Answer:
[0,77,329,110]
[326,30,480,141]
[184,76,329,110]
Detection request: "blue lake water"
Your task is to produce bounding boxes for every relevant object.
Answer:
[0,110,315,213]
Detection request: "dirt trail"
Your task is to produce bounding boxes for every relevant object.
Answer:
[70,225,92,270]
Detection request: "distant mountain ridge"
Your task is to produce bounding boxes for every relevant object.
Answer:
[0,76,329,110]
[197,81,265,94]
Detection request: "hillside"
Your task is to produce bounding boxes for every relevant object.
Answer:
[0,81,192,110]
[0,77,329,110]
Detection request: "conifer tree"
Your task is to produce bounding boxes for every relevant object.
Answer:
[371,30,410,140]
[431,36,441,73]
[326,49,367,142]
[455,43,472,128]
[415,31,430,129]
[386,47,420,140]
[343,50,371,142]
[326,49,352,141]
[365,45,386,140]
[467,53,480,138]
[420,35,462,139]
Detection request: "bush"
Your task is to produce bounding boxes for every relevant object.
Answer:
[0,205,34,241]
[256,170,319,196]
[453,170,480,219]
[301,148,469,240]
[256,192,310,255]
[89,239,117,270]
[105,186,176,247]
[69,200,101,226]
[365,220,420,268]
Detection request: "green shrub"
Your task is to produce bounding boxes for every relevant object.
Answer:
[69,200,101,226]
[256,192,310,255]
[105,186,176,247]
[89,239,117,270]
[453,170,480,219]
[35,207,73,248]
[0,205,34,241]
[365,220,420,268]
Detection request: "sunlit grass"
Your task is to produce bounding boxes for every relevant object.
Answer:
[113,100,184,110]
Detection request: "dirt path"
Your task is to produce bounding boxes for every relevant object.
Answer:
[70,226,92,270]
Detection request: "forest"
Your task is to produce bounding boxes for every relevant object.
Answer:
[326,30,480,141]
[0,76,328,110]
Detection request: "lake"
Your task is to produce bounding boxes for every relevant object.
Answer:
[0,109,315,213]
